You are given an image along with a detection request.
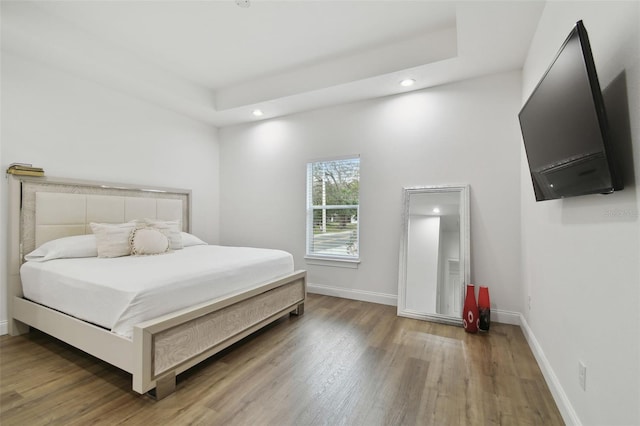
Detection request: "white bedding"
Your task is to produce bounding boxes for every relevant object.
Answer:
[20,245,294,339]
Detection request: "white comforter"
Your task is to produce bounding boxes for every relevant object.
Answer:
[20,245,294,339]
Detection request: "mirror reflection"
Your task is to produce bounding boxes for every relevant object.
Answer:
[397,185,470,325]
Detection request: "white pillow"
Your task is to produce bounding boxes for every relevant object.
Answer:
[90,222,137,258]
[142,219,183,250]
[181,232,207,247]
[130,228,170,256]
[24,234,98,262]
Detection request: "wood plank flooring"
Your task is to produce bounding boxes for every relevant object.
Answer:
[0,294,563,425]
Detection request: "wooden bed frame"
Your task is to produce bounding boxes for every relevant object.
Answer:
[6,175,306,399]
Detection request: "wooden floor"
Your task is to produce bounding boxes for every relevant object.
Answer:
[0,294,563,425]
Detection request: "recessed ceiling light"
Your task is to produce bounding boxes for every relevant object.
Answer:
[433,207,440,213]
[252,109,264,117]
[400,79,416,87]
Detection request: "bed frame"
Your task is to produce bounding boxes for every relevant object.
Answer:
[6,174,306,399]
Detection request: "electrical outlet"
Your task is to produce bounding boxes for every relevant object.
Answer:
[578,361,587,391]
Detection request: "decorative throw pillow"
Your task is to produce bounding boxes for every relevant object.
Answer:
[143,219,183,250]
[130,228,170,256]
[90,222,137,258]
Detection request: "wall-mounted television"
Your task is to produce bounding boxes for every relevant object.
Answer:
[518,20,623,202]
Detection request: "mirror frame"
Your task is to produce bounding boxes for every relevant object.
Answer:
[397,184,470,326]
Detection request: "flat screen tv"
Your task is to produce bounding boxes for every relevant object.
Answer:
[518,20,622,201]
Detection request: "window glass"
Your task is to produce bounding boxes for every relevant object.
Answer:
[306,157,359,260]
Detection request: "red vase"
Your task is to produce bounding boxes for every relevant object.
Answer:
[463,284,478,333]
[478,286,491,332]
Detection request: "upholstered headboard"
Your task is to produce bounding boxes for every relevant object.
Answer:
[10,175,191,262]
[6,174,192,334]
[31,192,184,251]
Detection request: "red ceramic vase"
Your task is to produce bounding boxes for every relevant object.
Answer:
[463,284,479,333]
[478,286,491,332]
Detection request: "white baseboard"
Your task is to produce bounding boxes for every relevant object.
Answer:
[307,283,397,306]
[519,314,581,426]
[307,286,523,327]
[0,320,7,336]
[492,309,521,325]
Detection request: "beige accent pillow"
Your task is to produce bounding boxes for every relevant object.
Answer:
[130,228,170,256]
[143,219,183,250]
[90,222,137,258]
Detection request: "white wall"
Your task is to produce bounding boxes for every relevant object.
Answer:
[0,52,221,333]
[219,71,523,317]
[520,2,640,425]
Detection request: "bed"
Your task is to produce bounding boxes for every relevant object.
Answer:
[6,174,306,399]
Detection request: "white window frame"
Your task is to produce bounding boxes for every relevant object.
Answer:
[305,155,360,264]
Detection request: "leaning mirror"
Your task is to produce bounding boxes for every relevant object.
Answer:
[397,184,470,326]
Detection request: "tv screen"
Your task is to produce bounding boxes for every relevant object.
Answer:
[518,20,622,201]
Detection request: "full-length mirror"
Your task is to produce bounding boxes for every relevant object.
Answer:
[397,185,470,325]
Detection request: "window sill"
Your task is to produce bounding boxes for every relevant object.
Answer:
[304,256,360,269]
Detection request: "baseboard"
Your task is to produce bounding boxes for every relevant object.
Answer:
[306,286,523,326]
[519,314,581,426]
[307,283,397,306]
[492,309,521,325]
[0,320,7,336]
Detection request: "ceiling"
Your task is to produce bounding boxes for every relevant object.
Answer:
[1,0,545,127]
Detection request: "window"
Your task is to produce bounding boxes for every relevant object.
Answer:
[306,156,360,261]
